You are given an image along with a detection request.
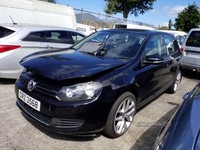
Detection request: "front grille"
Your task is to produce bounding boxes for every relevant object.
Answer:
[19,72,58,97]
[18,99,52,126]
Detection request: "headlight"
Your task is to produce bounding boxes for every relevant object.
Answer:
[56,82,103,101]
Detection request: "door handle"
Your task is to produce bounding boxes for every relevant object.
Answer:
[46,45,53,49]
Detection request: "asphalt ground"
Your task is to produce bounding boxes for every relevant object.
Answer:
[0,71,199,150]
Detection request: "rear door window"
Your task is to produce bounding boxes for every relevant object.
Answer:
[0,27,15,38]
[186,31,200,47]
[42,31,74,44]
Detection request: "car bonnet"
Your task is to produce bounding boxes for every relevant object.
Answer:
[20,49,127,80]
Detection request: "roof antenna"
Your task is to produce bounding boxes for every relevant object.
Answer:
[9,15,17,25]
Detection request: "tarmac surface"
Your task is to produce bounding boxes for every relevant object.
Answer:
[0,71,199,150]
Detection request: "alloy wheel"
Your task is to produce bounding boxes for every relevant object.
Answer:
[174,71,182,91]
[114,97,135,134]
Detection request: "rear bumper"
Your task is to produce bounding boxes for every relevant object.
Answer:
[0,52,23,79]
[0,69,23,79]
[182,63,200,72]
[182,55,200,72]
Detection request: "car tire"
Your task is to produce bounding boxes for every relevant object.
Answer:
[167,70,182,94]
[103,92,136,138]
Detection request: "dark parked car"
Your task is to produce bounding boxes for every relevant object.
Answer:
[15,29,183,138]
[154,83,200,150]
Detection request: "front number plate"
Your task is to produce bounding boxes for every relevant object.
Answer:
[18,90,41,111]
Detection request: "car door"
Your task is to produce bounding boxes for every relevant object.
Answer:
[40,30,73,50]
[14,31,45,61]
[162,34,182,88]
[158,34,177,90]
[135,34,172,103]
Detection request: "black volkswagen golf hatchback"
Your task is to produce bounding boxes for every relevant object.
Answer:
[15,29,183,138]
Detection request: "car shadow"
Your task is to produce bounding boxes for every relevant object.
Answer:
[0,78,16,84]
[21,112,101,142]
[182,71,200,80]
[130,102,179,150]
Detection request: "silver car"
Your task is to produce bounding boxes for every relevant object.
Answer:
[181,28,200,72]
[0,23,86,79]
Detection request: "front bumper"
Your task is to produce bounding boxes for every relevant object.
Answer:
[15,79,112,135]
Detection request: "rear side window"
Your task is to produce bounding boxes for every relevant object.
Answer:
[186,31,200,47]
[22,31,45,42]
[0,27,14,38]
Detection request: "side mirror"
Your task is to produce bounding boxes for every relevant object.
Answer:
[143,55,164,64]
[183,92,190,100]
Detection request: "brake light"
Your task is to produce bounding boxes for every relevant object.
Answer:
[0,45,21,53]
[180,47,184,53]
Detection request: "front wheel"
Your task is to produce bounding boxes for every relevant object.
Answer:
[167,70,182,94]
[103,92,136,138]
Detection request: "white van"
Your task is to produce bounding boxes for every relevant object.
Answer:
[113,23,155,30]
[0,0,76,29]
[76,23,96,36]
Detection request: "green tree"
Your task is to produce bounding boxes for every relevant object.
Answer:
[168,19,173,30]
[104,0,156,19]
[174,2,200,32]
[158,26,168,30]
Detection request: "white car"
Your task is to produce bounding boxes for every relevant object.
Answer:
[158,30,187,48]
[0,23,86,79]
[181,28,200,72]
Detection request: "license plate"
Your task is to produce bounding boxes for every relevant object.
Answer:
[18,90,41,111]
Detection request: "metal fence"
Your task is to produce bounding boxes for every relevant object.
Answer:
[74,8,156,29]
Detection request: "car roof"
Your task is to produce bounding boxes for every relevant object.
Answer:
[158,30,187,36]
[0,23,86,35]
[189,28,200,31]
[101,28,173,35]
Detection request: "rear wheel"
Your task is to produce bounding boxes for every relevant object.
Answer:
[103,92,136,138]
[167,70,182,94]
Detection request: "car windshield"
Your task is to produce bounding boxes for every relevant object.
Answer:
[72,30,146,59]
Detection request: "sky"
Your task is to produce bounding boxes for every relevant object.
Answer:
[56,0,198,27]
